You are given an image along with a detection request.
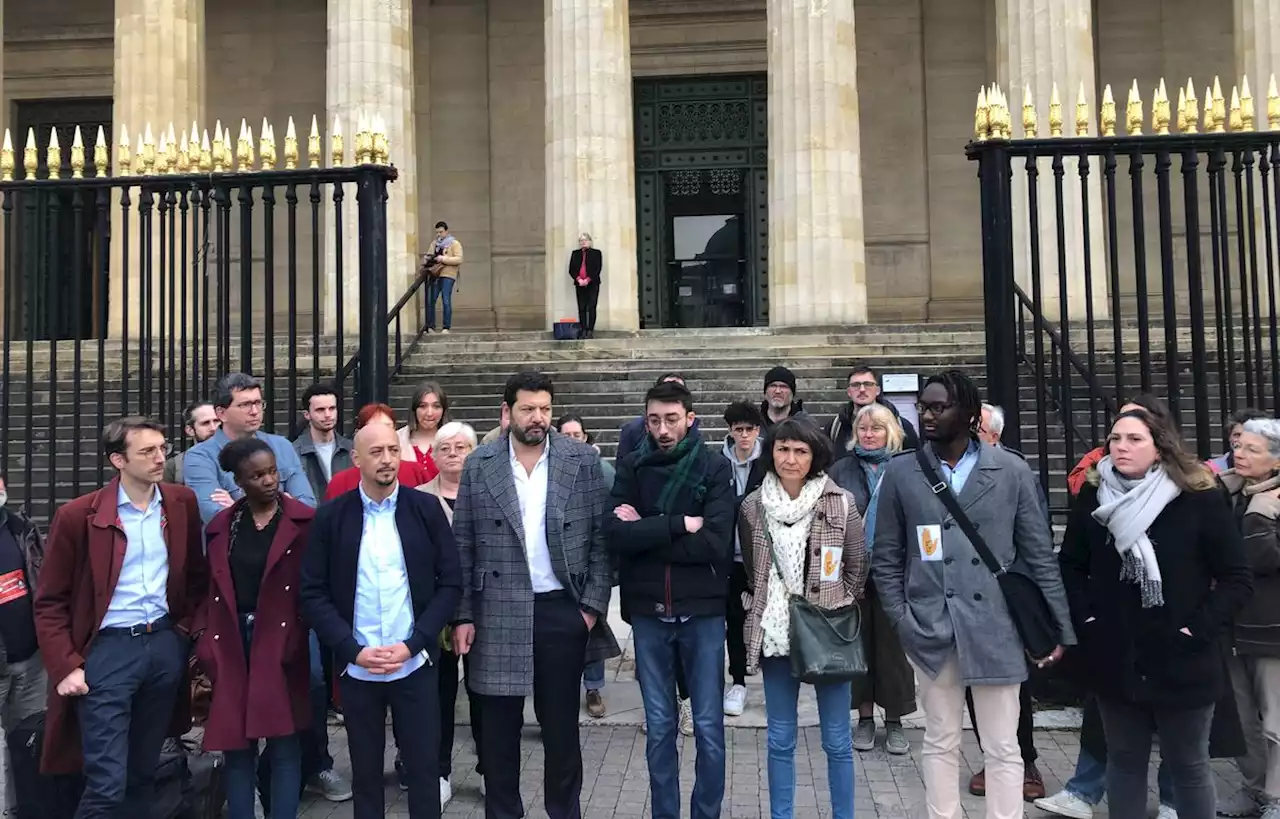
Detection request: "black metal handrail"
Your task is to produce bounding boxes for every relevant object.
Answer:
[336,271,430,387]
[1013,282,1118,421]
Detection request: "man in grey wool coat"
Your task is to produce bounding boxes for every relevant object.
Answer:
[871,371,1075,819]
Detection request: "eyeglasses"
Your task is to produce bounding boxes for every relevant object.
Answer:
[730,426,758,435]
[915,401,955,417]
[233,399,265,412]
[848,380,878,390]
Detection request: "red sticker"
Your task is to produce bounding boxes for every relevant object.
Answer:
[0,569,28,605]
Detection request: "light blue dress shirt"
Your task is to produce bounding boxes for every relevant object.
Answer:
[348,484,426,683]
[183,428,317,525]
[938,440,982,495]
[102,485,170,628]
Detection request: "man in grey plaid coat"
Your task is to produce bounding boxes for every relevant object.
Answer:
[452,370,619,819]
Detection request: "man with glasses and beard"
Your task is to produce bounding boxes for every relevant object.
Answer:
[452,370,618,819]
[184,373,316,524]
[871,371,1074,819]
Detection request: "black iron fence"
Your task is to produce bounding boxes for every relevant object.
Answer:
[971,80,1280,512]
[0,122,402,521]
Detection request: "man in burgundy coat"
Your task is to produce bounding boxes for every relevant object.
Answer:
[34,416,208,818]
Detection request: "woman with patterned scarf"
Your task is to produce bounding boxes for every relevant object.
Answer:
[738,417,868,819]
[829,401,916,756]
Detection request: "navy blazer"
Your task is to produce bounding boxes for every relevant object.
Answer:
[300,484,463,668]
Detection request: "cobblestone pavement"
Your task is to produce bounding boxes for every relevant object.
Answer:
[296,723,1244,819]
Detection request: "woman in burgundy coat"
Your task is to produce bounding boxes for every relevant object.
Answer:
[194,438,314,819]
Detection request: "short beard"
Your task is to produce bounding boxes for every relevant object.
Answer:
[512,423,546,446]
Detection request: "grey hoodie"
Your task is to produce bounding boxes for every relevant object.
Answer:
[722,436,763,561]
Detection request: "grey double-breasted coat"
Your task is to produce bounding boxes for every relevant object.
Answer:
[870,442,1076,686]
[452,430,620,697]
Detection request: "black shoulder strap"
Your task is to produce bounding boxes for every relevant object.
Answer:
[914,447,1004,577]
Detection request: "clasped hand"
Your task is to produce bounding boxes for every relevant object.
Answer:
[355,642,412,675]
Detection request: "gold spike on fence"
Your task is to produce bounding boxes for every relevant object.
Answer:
[971,75,1280,142]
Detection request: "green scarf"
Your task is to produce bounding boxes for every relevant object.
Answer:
[636,428,705,513]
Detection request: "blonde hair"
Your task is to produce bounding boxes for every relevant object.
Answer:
[578,232,593,243]
[852,403,905,453]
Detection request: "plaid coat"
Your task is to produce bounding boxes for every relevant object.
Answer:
[453,430,620,696]
[737,477,869,675]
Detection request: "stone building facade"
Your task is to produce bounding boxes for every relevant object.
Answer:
[0,0,1274,333]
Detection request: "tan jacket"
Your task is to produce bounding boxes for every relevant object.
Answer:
[425,237,463,280]
[738,477,868,675]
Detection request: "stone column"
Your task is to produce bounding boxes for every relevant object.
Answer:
[766,0,867,326]
[995,0,1107,320]
[544,0,639,331]
[326,0,418,336]
[1235,0,1280,92]
[110,0,206,335]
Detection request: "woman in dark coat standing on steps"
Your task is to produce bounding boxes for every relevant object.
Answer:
[1060,409,1253,819]
[195,438,314,819]
[827,402,915,757]
[568,232,602,338]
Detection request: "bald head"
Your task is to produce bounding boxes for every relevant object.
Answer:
[353,422,401,494]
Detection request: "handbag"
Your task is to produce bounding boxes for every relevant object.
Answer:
[762,493,867,684]
[914,447,1061,660]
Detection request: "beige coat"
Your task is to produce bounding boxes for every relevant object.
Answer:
[425,237,463,280]
[416,475,454,525]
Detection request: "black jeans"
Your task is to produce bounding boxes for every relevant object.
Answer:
[1097,697,1216,819]
[574,282,599,333]
[967,681,1038,765]
[726,562,749,687]
[479,594,587,819]
[340,663,440,819]
[439,647,484,780]
[75,625,187,819]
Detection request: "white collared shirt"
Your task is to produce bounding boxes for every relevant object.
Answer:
[349,483,426,682]
[509,439,563,593]
[103,485,170,628]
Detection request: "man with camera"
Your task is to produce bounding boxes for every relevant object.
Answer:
[420,220,463,335]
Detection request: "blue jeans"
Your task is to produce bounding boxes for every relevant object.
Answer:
[632,615,726,819]
[583,659,605,692]
[226,734,303,819]
[760,657,855,819]
[427,276,454,329]
[1065,746,1177,807]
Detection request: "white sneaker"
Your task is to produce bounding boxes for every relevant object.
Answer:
[1156,804,1178,819]
[441,328,450,335]
[723,684,747,716]
[1033,789,1094,819]
[440,777,453,810]
[678,698,695,737]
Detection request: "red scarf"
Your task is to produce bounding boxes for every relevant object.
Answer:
[577,251,590,286]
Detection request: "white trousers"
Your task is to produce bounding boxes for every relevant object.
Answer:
[912,655,1023,819]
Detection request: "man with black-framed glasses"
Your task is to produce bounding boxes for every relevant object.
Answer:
[184,372,317,524]
[828,364,919,455]
[871,370,1074,819]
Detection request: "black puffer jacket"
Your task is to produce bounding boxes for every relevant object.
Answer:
[759,399,813,432]
[605,432,736,622]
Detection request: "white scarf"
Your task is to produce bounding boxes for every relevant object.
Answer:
[1091,457,1181,608]
[759,472,827,657]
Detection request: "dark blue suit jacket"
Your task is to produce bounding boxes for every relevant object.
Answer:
[300,484,463,668]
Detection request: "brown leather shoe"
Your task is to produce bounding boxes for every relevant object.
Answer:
[585,689,606,719]
[968,768,986,796]
[1023,762,1046,801]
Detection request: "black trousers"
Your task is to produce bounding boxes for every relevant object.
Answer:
[340,663,440,819]
[575,282,599,333]
[479,594,587,819]
[726,561,749,687]
[966,681,1038,765]
[439,647,484,779]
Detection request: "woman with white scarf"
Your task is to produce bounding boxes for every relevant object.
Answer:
[1060,409,1253,819]
[738,417,868,819]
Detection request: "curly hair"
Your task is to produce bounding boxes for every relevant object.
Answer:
[921,370,983,432]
